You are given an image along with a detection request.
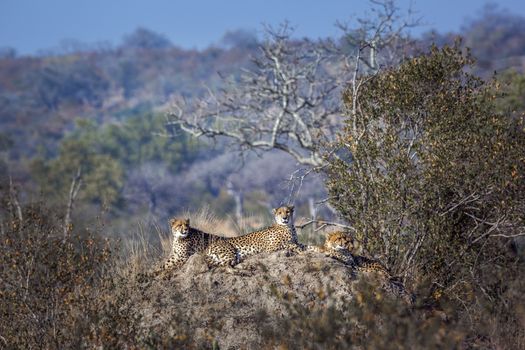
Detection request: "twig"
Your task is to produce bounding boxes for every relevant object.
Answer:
[8,175,23,224]
[439,192,481,217]
[490,232,525,239]
[63,167,82,238]
[295,219,356,231]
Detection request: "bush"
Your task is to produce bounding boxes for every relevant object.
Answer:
[0,202,111,347]
[1,192,523,348]
[325,44,525,346]
[0,199,200,348]
[263,280,465,350]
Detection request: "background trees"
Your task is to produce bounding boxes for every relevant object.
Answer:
[30,114,201,227]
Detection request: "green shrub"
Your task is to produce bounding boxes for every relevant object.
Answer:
[325,43,525,347]
[327,44,524,284]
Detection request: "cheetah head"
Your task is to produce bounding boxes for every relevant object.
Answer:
[170,218,190,239]
[273,205,294,226]
[325,231,358,252]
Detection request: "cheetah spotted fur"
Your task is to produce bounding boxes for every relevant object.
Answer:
[160,218,237,272]
[225,205,305,262]
[310,231,414,303]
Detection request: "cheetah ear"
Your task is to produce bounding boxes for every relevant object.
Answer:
[184,218,190,225]
[289,205,295,212]
[169,218,176,225]
[272,208,277,214]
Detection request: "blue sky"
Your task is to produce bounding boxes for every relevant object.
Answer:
[1,0,525,54]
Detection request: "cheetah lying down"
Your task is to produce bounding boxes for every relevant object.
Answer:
[157,205,304,274]
[309,231,414,304]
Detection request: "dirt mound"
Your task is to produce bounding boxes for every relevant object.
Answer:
[130,250,357,349]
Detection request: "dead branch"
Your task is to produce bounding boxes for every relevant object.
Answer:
[63,167,82,238]
[489,231,525,239]
[296,219,356,232]
[9,175,23,224]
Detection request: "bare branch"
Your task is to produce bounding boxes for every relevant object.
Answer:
[296,219,356,232]
[167,24,357,168]
[63,166,82,238]
[490,232,525,239]
[8,175,23,224]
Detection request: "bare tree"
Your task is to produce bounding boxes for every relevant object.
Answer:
[169,23,342,168]
[168,1,417,170]
[336,0,419,73]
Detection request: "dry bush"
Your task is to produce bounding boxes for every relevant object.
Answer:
[2,196,523,348]
[262,281,462,350]
[262,276,525,349]
[0,202,111,348]
[0,199,204,349]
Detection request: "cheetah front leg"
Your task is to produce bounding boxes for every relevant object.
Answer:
[325,250,355,266]
[147,254,187,279]
[283,242,307,255]
[305,245,324,253]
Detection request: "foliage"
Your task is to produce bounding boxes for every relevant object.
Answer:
[263,282,460,349]
[1,195,524,348]
[263,276,525,349]
[30,58,110,109]
[0,201,111,348]
[495,69,525,116]
[0,33,254,160]
[122,27,172,50]
[31,113,200,211]
[219,29,259,49]
[326,44,525,307]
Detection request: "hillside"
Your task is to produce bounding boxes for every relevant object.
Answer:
[0,31,256,160]
[2,8,525,233]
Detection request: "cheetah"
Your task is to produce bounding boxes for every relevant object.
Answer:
[307,230,362,265]
[225,205,305,262]
[310,231,390,274]
[311,231,414,303]
[160,218,237,271]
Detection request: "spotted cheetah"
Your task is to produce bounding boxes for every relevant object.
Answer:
[312,231,414,303]
[310,231,389,274]
[307,230,362,265]
[161,218,237,271]
[225,205,305,262]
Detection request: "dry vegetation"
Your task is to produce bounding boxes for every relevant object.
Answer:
[1,199,524,349]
